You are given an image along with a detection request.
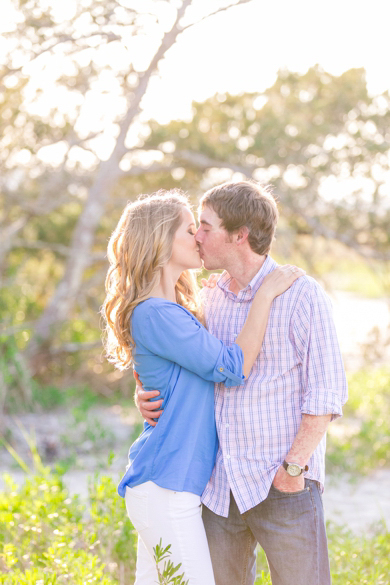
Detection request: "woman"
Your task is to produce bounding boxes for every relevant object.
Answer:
[102,190,304,585]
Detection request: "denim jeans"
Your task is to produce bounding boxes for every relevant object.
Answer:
[202,479,331,585]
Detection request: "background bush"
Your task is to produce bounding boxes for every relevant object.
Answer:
[327,367,390,474]
[0,472,136,583]
[1,467,389,584]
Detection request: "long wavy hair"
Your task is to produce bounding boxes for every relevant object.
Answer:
[102,189,202,370]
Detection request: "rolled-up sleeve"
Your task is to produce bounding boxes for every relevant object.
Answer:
[291,281,348,421]
[137,301,245,387]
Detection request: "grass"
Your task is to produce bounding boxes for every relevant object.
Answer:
[1,366,390,582]
[0,472,136,584]
[1,469,388,584]
[254,523,389,585]
[326,367,390,474]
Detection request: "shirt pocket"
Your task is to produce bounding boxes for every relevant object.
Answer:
[125,485,149,532]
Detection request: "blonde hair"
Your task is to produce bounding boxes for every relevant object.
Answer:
[102,189,202,370]
[200,181,279,255]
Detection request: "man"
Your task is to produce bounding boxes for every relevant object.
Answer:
[136,181,348,585]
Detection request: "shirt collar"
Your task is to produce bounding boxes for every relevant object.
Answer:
[217,255,278,302]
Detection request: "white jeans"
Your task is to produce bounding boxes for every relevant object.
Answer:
[125,481,216,585]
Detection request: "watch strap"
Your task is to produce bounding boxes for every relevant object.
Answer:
[282,460,309,474]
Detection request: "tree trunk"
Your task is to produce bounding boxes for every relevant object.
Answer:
[27,0,193,366]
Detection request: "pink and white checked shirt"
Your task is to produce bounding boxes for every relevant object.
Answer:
[201,255,348,517]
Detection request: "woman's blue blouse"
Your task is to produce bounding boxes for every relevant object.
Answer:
[117,297,245,498]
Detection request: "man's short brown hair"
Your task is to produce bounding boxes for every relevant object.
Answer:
[200,181,279,255]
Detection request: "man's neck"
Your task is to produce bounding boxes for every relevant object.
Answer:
[227,254,267,294]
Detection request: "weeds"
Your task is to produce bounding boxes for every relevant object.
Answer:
[1,466,389,584]
[254,524,390,585]
[0,471,137,584]
[153,540,189,585]
[1,367,389,583]
[327,367,390,474]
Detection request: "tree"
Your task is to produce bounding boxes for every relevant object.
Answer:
[143,66,390,264]
[1,1,390,377]
[0,0,255,369]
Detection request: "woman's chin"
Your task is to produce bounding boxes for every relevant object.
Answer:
[181,255,202,271]
[188,262,202,270]
[188,260,202,270]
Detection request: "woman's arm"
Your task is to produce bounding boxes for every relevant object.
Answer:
[235,265,304,377]
[135,265,304,423]
[136,265,303,387]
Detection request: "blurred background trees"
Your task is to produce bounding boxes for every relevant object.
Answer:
[1,3,390,582]
[1,0,390,406]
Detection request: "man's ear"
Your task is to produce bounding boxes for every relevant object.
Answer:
[235,225,250,245]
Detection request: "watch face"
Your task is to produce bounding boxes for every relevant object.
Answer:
[287,464,301,477]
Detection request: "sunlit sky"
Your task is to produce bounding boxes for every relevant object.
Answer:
[2,0,390,125]
[142,0,390,123]
[2,0,390,203]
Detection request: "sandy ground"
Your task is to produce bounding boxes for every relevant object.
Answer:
[1,291,390,534]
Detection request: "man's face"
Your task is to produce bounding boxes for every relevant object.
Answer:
[195,205,232,270]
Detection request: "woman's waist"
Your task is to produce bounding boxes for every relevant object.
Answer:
[129,414,218,461]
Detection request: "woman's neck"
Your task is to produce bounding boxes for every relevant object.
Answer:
[148,266,180,303]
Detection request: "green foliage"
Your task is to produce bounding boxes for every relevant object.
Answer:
[153,539,189,585]
[254,524,390,585]
[0,544,116,584]
[326,259,388,298]
[146,66,390,259]
[0,337,33,412]
[254,547,271,584]
[2,36,390,378]
[0,472,137,583]
[88,474,137,577]
[328,523,390,585]
[327,367,390,474]
[1,467,388,584]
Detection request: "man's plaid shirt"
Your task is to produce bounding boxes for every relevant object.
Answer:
[201,255,348,517]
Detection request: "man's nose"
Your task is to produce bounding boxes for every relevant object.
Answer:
[195,229,202,243]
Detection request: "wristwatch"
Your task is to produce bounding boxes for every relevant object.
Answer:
[282,460,309,477]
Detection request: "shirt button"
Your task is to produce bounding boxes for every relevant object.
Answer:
[225,454,231,460]
[219,367,224,372]
[238,303,241,307]
[225,423,230,428]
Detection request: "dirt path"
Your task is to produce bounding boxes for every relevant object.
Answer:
[323,469,390,532]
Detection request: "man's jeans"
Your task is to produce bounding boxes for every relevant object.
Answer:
[202,479,331,585]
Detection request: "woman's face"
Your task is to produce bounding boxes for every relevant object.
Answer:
[169,207,202,271]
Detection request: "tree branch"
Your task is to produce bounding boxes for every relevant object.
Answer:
[0,322,36,336]
[179,0,255,32]
[175,149,256,175]
[12,239,72,257]
[118,161,177,178]
[49,341,102,355]
[0,32,121,81]
[115,0,193,157]
[291,208,390,262]
[6,192,74,216]
[173,149,389,261]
